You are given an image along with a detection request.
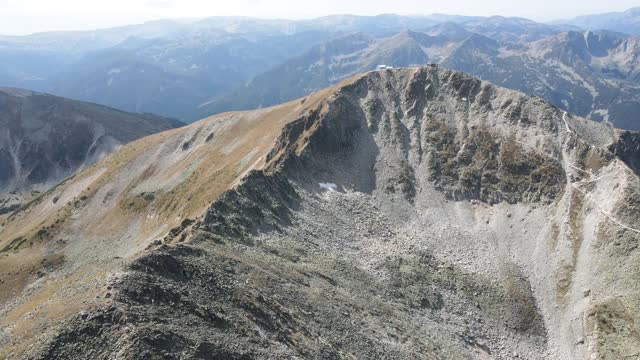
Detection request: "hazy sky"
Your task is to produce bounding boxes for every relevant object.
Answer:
[0,0,638,35]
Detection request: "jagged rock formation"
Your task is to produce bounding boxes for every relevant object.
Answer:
[0,87,182,216]
[1,67,639,359]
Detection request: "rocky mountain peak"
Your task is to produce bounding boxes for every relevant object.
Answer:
[1,67,638,360]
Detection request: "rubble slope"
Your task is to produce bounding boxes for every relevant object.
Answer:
[1,67,639,360]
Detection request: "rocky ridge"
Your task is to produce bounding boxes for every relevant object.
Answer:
[0,67,639,359]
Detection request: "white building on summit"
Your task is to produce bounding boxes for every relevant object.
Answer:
[376,65,394,70]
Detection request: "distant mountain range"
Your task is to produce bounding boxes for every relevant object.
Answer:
[203,26,640,130]
[0,10,639,129]
[0,26,335,119]
[554,7,640,34]
[0,87,182,214]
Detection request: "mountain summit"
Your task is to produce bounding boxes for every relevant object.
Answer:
[1,66,639,359]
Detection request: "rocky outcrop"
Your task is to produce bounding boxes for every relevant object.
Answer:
[609,130,640,174]
[3,67,639,360]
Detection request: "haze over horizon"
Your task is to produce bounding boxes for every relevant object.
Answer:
[0,0,638,35]
[2,0,640,358]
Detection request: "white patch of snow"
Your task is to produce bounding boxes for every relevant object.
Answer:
[592,109,611,126]
[319,183,338,192]
[107,77,114,87]
[562,111,573,134]
[592,109,609,119]
[108,68,123,75]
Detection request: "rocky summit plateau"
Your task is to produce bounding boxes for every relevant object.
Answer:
[0,66,639,360]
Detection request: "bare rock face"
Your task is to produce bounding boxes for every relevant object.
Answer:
[2,67,639,360]
[610,130,640,175]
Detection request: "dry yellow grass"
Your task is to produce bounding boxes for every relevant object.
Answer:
[0,74,367,357]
